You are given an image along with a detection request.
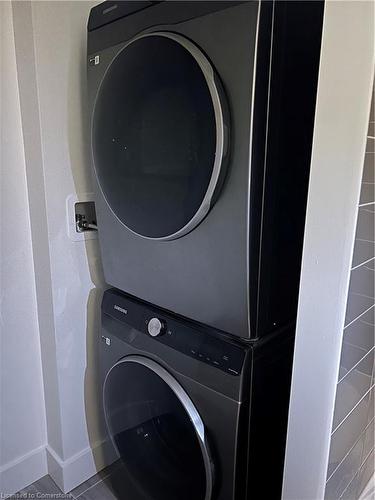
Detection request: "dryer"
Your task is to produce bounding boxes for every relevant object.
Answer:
[99,288,295,500]
[87,1,324,339]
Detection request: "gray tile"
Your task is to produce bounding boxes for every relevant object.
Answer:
[355,205,375,243]
[344,306,375,352]
[368,122,375,138]
[360,184,375,206]
[367,385,374,425]
[363,418,374,460]
[352,239,375,270]
[9,484,41,499]
[10,475,73,498]
[34,475,66,494]
[366,138,375,153]
[77,478,118,500]
[362,153,375,183]
[325,432,365,499]
[339,472,360,500]
[328,388,373,477]
[352,240,375,267]
[348,261,375,300]
[345,294,374,327]
[333,352,374,430]
[70,461,121,498]
[357,450,374,498]
[339,342,371,381]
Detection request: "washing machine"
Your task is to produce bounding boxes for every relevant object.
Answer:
[100,288,295,500]
[87,1,324,339]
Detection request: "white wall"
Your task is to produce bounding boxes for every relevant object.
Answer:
[19,0,105,493]
[1,1,105,495]
[29,2,107,490]
[0,1,47,495]
[282,2,375,499]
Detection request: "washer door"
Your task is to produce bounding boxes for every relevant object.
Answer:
[103,356,213,500]
[92,32,228,240]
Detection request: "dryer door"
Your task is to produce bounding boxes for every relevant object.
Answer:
[92,32,229,241]
[103,355,214,500]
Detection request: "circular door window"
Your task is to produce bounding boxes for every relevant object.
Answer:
[103,356,213,500]
[92,32,229,240]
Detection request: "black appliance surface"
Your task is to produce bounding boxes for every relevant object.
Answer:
[88,0,324,340]
[99,289,295,500]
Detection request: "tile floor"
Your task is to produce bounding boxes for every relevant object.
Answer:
[9,469,375,500]
[9,462,120,500]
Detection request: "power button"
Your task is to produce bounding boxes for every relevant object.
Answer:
[147,317,166,337]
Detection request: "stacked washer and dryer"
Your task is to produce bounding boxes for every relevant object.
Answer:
[87,1,324,499]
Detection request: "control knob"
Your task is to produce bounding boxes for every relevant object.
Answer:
[147,317,166,337]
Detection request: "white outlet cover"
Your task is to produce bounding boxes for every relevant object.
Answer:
[66,193,98,242]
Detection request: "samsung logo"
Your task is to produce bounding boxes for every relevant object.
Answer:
[114,304,128,315]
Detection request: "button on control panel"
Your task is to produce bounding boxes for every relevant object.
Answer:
[147,317,165,337]
[188,342,243,375]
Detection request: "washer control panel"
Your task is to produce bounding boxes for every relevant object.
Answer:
[102,289,247,376]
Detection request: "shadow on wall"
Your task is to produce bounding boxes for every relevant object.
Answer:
[66,26,113,474]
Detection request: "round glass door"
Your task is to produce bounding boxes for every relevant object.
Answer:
[103,356,213,500]
[92,32,228,240]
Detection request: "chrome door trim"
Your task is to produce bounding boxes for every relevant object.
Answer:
[91,31,228,241]
[103,355,214,500]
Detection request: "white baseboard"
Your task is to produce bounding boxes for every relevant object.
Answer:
[0,445,47,496]
[0,440,116,496]
[46,439,117,493]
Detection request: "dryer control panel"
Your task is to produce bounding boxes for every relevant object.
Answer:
[102,288,246,376]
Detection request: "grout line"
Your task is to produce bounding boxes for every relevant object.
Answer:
[338,468,359,499]
[337,346,375,384]
[341,340,369,353]
[360,446,374,471]
[359,201,375,208]
[327,416,375,483]
[332,383,374,436]
[352,257,375,271]
[74,478,103,499]
[344,304,375,330]
[326,438,358,482]
[348,293,375,299]
[74,469,114,499]
[71,474,108,498]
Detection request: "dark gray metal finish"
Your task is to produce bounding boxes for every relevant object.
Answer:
[100,316,248,500]
[88,2,259,338]
[88,0,324,339]
[99,289,296,500]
